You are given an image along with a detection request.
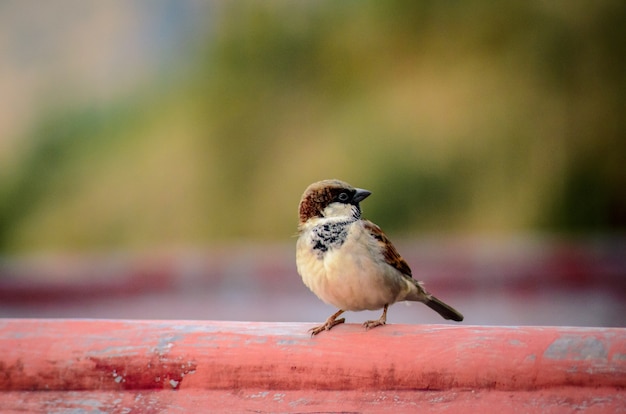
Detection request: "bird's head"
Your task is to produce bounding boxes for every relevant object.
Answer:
[298,179,371,225]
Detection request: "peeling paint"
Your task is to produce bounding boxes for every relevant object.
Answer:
[1,319,625,405]
[543,336,608,361]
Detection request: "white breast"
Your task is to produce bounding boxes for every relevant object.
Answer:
[296,220,410,311]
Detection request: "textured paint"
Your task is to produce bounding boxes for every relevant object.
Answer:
[0,320,625,412]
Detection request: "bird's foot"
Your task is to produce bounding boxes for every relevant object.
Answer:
[363,304,388,330]
[362,318,386,330]
[309,316,345,336]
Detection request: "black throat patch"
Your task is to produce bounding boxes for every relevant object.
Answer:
[311,221,351,258]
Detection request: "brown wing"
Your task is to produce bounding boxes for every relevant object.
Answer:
[362,220,413,278]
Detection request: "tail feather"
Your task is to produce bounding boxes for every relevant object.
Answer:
[425,296,464,322]
[407,279,464,322]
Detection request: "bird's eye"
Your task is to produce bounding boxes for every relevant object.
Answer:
[337,192,350,202]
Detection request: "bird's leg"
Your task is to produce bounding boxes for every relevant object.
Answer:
[363,304,388,330]
[309,309,345,336]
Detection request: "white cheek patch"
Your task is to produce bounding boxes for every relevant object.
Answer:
[322,202,360,219]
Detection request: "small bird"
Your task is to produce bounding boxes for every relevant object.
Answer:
[296,179,463,335]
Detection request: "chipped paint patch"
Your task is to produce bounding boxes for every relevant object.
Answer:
[543,336,608,361]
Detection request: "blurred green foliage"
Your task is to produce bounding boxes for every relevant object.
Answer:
[0,0,624,252]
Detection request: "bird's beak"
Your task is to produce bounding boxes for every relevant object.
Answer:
[352,188,372,203]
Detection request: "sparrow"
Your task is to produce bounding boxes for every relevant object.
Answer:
[296,179,463,335]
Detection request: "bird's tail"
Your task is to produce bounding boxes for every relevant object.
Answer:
[407,280,464,322]
[425,296,464,322]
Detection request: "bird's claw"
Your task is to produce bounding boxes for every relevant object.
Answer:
[363,318,386,330]
[309,317,345,336]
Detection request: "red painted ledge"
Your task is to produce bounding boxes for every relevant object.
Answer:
[1,319,625,413]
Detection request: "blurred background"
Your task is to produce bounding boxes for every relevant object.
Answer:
[0,1,624,327]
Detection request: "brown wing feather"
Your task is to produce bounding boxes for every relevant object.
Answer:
[362,220,413,278]
[363,220,464,322]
